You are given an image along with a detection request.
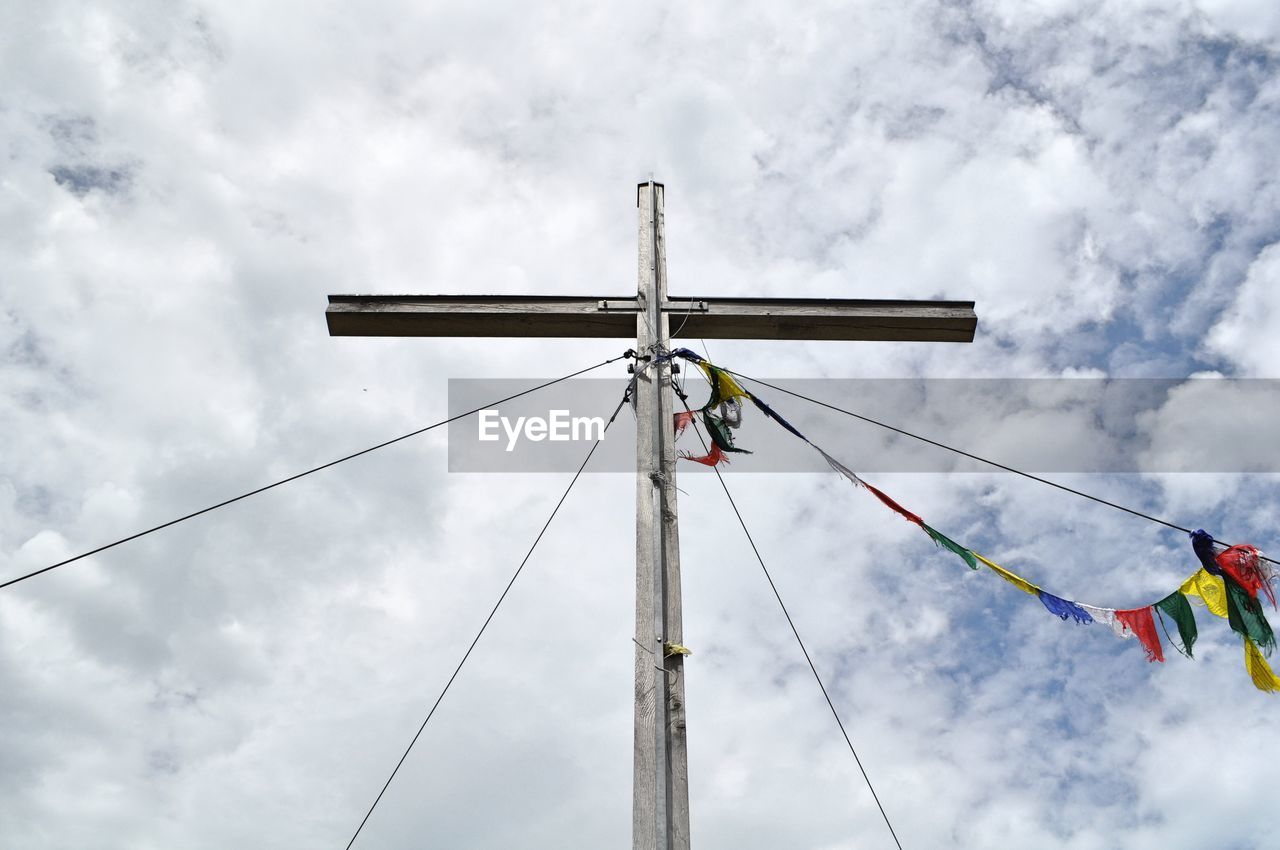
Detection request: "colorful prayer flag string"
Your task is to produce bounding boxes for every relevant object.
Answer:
[664,349,1278,692]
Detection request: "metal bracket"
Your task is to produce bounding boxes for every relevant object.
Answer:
[661,300,708,312]
[597,299,641,311]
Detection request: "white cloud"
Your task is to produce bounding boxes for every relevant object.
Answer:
[1198,0,1280,43]
[4,0,1280,848]
[1207,242,1280,375]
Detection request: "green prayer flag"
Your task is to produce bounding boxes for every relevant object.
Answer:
[922,524,978,570]
[701,412,751,454]
[1224,576,1276,652]
[1155,591,1198,658]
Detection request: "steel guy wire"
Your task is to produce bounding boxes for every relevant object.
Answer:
[343,386,630,849]
[720,367,1279,566]
[1,353,632,590]
[674,388,905,850]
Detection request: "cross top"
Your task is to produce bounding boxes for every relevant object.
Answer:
[326,181,975,849]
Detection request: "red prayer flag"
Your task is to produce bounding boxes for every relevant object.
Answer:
[1116,607,1165,663]
[680,443,728,467]
[861,481,924,526]
[1216,545,1276,608]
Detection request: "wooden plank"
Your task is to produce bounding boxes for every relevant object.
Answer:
[325,295,640,338]
[326,294,976,341]
[665,296,977,341]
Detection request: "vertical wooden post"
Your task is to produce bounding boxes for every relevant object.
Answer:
[633,181,691,850]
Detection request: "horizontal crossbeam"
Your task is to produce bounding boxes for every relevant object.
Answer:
[325,295,977,342]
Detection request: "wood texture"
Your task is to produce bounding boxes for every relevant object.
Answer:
[655,196,692,850]
[325,296,639,338]
[633,187,662,850]
[325,295,977,342]
[665,296,976,341]
[632,182,691,850]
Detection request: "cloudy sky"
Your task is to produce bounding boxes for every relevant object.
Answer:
[5,1,1280,847]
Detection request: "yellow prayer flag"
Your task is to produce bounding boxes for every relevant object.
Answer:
[1180,568,1228,619]
[716,371,749,402]
[1245,638,1280,693]
[694,361,750,404]
[973,552,1040,596]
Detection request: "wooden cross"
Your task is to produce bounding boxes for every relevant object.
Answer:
[326,182,976,849]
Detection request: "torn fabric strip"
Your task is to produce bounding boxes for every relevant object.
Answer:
[1115,608,1165,662]
[973,552,1040,596]
[1038,591,1094,624]
[1154,591,1198,658]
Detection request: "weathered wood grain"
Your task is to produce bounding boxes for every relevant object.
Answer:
[325,295,977,342]
[633,181,690,850]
